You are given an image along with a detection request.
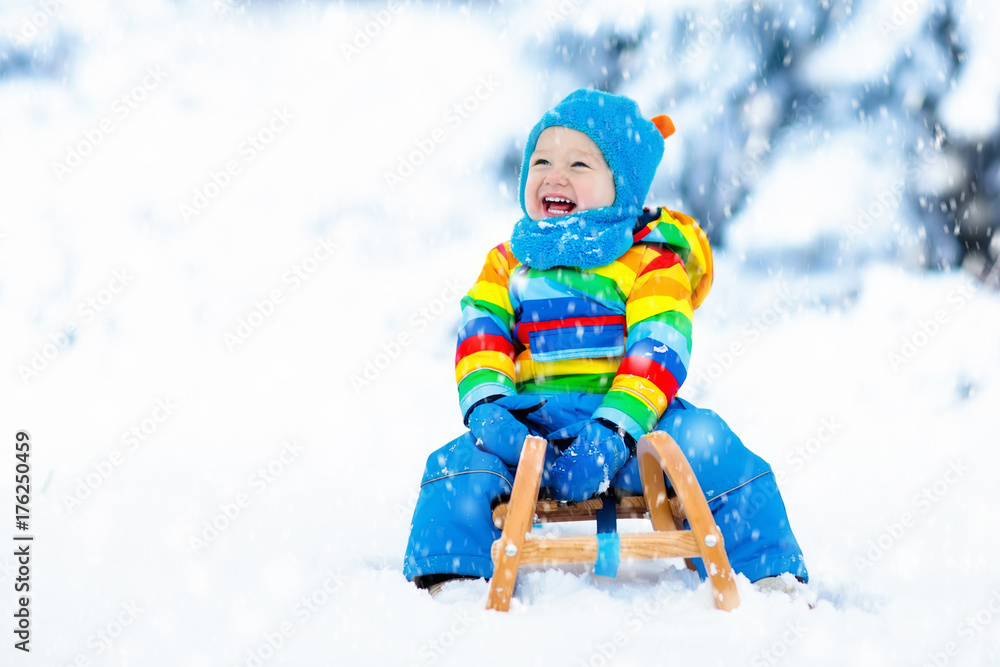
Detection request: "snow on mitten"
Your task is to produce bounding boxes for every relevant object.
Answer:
[549,420,629,502]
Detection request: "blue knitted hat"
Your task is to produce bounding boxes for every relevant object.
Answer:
[511,89,668,270]
[518,89,665,218]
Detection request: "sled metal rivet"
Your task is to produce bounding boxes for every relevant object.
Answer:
[504,543,518,557]
[704,534,718,548]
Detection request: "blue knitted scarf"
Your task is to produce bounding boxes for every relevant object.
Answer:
[509,206,637,270]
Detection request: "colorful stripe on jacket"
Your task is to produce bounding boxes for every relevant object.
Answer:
[455,207,713,440]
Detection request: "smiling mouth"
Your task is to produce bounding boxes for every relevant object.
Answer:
[542,196,577,216]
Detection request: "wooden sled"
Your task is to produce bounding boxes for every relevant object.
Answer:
[486,431,740,612]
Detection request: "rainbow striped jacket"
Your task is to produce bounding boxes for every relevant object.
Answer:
[455,207,713,442]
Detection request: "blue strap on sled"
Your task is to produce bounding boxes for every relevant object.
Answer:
[594,497,620,577]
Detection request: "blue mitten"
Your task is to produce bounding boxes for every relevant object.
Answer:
[467,403,530,466]
[549,420,629,501]
[609,455,642,494]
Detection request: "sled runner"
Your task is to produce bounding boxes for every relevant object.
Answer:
[486,431,740,612]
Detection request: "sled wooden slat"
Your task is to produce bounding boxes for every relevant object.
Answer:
[485,435,547,612]
[491,495,685,529]
[486,430,740,612]
[491,532,701,566]
[638,431,740,611]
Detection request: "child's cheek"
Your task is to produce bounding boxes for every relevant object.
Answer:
[526,201,543,221]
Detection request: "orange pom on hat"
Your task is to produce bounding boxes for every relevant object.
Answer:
[651,114,675,139]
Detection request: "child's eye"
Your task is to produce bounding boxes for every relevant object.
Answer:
[532,158,550,166]
[572,161,590,168]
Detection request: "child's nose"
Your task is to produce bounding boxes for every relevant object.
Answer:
[544,168,569,185]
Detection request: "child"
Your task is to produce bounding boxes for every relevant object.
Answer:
[404,89,808,595]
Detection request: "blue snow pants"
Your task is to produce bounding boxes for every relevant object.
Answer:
[403,393,808,585]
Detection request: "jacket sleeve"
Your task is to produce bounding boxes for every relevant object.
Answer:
[455,243,518,421]
[592,211,713,441]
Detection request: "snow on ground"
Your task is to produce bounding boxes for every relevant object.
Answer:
[2,2,1000,666]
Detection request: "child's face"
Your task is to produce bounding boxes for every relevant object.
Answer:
[524,126,615,220]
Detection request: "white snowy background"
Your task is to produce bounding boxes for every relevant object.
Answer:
[2,0,1000,665]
